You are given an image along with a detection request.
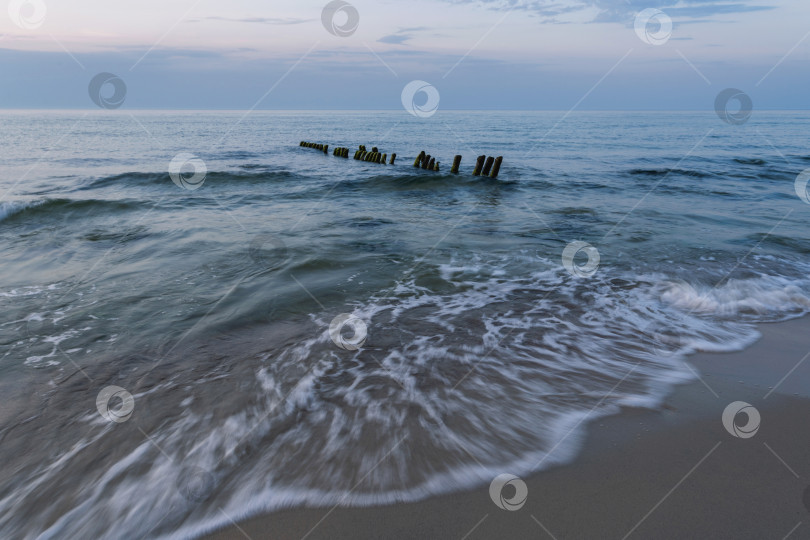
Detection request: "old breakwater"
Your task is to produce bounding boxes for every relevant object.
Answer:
[299,141,503,178]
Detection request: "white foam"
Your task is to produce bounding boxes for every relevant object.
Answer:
[660,276,810,317]
[5,254,810,540]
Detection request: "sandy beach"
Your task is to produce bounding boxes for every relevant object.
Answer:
[207,316,810,539]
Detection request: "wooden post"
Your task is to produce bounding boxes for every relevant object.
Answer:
[422,155,432,169]
[428,157,435,170]
[381,153,387,164]
[414,151,425,167]
[434,161,440,171]
[390,153,397,165]
[323,145,329,155]
[482,156,494,176]
[451,155,461,174]
[473,155,485,176]
[490,156,503,178]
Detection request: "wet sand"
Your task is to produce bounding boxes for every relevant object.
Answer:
[206,317,810,539]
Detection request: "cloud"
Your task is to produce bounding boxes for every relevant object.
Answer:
[376,26,431,45]
[189,16,314,25]
[664,3,773,18]
[378,34,413,44]
[439,0,775,23]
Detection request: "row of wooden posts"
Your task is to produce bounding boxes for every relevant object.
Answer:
[300,141,329,154]
[354,145,397,165]
[413,151,440,171]
[299,141,502,178]
[415,151,503,178]
[472,155,503,179]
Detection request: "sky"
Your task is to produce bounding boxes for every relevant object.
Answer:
[0,0,808,109]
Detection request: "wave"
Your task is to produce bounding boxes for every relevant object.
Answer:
[0,198,144,224]
[0,200,45,222]
[734,158,767,165]
[75,170,299,191]
[627,168,714,179]
[7,253,809,540]
[326,172,519,192]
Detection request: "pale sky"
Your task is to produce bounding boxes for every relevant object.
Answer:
[1,0,808,109]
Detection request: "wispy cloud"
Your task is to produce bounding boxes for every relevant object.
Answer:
[378,34,412,44]
[439,0,775,23]
[377,26,430,46]
[188,16,314,25]
[664,3,773,18]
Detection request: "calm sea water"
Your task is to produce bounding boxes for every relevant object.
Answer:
[1,110,809,539]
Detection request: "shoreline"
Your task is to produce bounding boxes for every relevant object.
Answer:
[206,317,810,539]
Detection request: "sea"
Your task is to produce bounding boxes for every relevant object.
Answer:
[1,110,809,539]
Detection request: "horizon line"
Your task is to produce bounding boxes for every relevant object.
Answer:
[1,108,809,113]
